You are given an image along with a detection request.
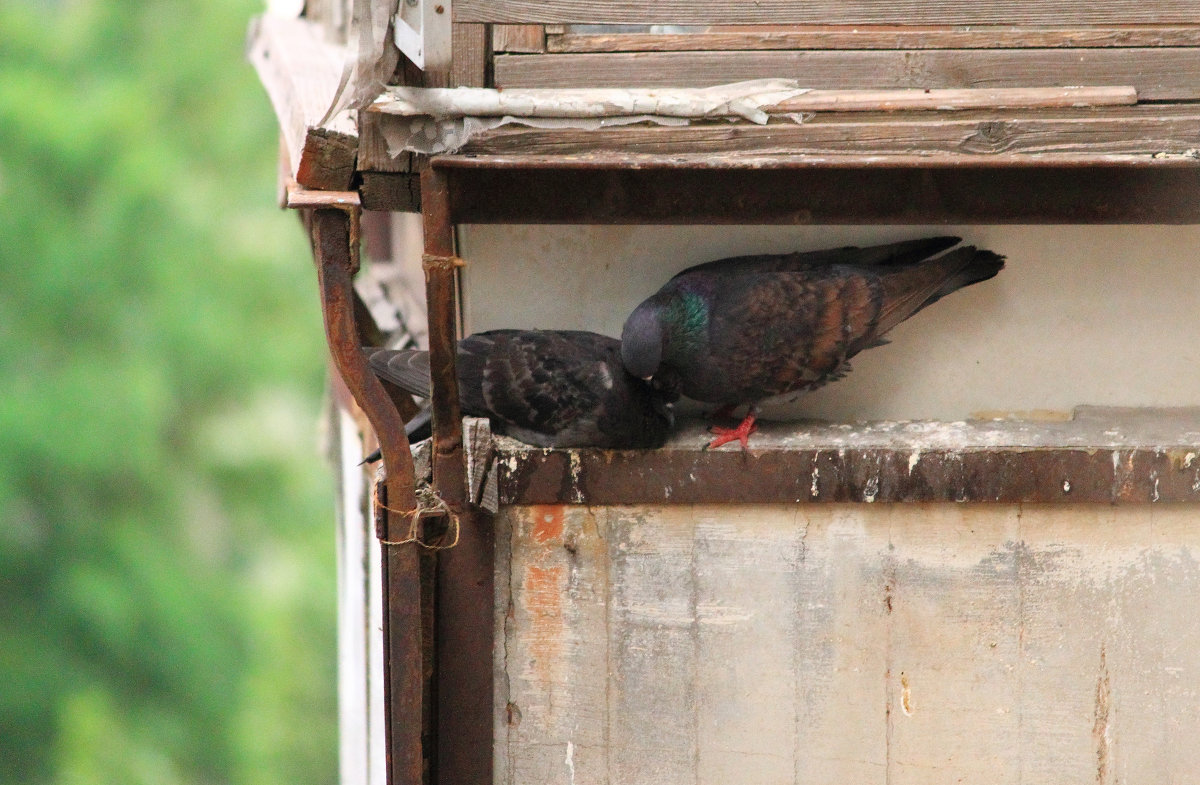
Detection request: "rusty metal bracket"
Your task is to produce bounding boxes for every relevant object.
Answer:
[420,165,494,785]
[307,205,425,785]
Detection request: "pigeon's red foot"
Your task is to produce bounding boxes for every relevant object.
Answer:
[706,412,758,450]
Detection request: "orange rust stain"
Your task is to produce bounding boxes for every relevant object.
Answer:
[530,505,565,544]
[523,564,566,682]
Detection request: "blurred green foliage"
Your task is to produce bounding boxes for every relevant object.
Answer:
[0,1,338,783]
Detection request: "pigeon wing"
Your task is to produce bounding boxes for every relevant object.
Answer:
[694,267,886,401]
[672,236,961,279]
[477,331,612,438]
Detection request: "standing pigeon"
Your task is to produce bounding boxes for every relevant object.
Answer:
[620,237,1004,449]
[369,329,673,449]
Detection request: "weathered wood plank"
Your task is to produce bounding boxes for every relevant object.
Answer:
[457,0,1200,25]
[360,172,421,212]
[358,113,413,173]
[247,14,359,190]
[452,23,490,87]
[494,48,1200,100]
[494,24,547,53]
[499,502,1200,784]
[546,26,1200,52]
[446,106,1200,161]
[771,86,1137,112]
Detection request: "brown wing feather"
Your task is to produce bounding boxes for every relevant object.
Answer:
[698,269,885,401]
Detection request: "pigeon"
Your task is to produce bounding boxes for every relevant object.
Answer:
[368,329,674,449]
[620,237,1005,449]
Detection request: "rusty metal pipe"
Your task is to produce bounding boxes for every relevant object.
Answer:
[420,166,495,785]
[420,167,467,504]
[309,207,424,785]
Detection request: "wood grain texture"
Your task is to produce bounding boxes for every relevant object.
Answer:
[770,86,1137,112]
[358,111,412,172]
[452,23,490,87]
[497,502,1200,784]
[546,26,1200,52]
[457,0,1200,25]
[444,106,1200,162]
[493,24,547,53]
[494,48,1200,100]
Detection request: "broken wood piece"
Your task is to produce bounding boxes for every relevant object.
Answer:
[248,14,359,190]
[284,179,361,211]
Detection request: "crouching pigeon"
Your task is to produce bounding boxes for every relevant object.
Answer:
[369,329,674,449]
[620,237,1004,449]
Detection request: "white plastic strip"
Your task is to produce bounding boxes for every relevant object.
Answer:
[373,78,810,123]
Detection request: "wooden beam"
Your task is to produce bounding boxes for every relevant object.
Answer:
[248,15,359,190]
[455,0,1200,25]
[546,25,1200,52]
[405,165,1200,224]
[494,48,1200,100]
[439,106,1200,162]
[358,112,413,173]
[361,172,421,212]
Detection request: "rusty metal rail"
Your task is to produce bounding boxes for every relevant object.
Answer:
[296,172,493,785]
[420,165,494,785]
[306,202,425,785]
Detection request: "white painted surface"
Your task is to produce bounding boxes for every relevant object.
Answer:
[496,502,1200,785]
[334,407,387,785]
[458,224,1200,421]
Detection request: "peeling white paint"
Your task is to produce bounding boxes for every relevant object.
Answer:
[908,450,922,475]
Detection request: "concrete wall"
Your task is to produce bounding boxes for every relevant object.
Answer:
[496,502,1200,785]
[459,225,1200,422]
